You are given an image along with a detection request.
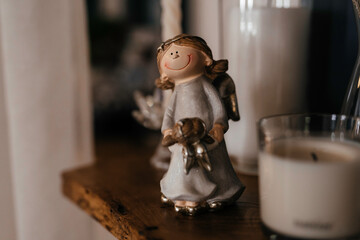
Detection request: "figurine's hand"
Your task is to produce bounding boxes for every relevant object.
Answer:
[163,129,172,137]
[162,129,176,147]
[209,124,224,143]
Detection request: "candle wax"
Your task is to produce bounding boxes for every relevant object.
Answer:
[260,137,360,239]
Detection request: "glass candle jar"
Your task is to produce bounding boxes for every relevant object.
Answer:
[258,113,360,239]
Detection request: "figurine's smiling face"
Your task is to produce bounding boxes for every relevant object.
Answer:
[160,44,209,81]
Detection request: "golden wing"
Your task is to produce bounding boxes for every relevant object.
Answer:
[213,73,240,121]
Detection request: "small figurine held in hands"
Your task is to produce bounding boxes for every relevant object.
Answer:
[162,117,215,174]
[156,34,244,215]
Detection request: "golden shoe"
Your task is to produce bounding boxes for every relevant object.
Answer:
[160,194,173,206]
[185,205,202,216]
[208,201,224,211]
[174,205,186,213]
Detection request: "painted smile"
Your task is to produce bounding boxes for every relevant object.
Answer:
[165,54,192,70]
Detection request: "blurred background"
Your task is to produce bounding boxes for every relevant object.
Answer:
[0,0,358,240]
[91,0,357,138]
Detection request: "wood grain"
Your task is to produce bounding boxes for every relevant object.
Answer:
[62,135,267,240]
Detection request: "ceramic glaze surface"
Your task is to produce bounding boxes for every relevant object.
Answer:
[156,34,244,214]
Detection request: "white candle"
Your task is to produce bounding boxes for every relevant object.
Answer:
[160,0,182,41]
[223,4,311,175]
[260,137,360,239]
[160,0,182,107]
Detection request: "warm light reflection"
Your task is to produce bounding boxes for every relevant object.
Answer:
[284,0,291,8]
[239,20,257,36]
[248,0,254,9]
[273,0,302,8]
[240,0,254,11]
[238,0,305,36]
[239,0,246,12]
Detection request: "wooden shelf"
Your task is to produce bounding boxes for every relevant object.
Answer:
[62,136,266,240]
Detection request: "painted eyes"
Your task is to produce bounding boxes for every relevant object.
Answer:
[170,51,179,56]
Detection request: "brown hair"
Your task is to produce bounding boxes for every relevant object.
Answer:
[156,34,228,90]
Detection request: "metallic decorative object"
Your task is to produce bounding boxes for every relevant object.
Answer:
[132,90,170,171]
[342,0,360,116]
[132,90,163,130]
[177,118,213,174]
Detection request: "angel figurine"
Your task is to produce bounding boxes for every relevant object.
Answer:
[156,34,245,215]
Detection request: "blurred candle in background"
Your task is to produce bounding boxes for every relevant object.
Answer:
[160,0,182,105]
[146,0,182,170]
[161,0,182,41]
[221,0,312,175]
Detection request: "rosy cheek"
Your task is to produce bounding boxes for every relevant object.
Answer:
[188,54,196,64]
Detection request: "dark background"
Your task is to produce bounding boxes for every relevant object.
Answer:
[86,0,359,137]
[308,0,357,114]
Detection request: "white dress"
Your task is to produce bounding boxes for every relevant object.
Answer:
[160,75,244,204]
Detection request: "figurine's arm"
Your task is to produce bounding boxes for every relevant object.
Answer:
[161,129,176,146]
[209,123,226,143]
[203,79,228,142]
[161,91,177,137]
